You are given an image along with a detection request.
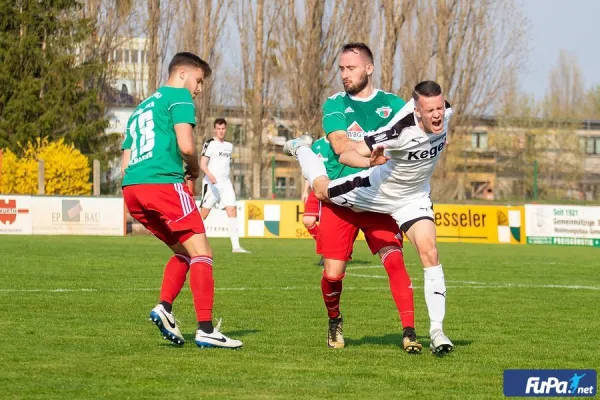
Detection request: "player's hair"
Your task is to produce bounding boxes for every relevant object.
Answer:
[412,81,442,101]
[341,42,374,64]
[168,52,212,78]
[214,118,227,127]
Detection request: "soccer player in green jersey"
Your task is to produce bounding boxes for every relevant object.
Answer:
[295,43,421,353]
[121,52,242,349]
[286,81,454,355]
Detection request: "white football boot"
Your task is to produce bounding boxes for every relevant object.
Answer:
[283,134,314,157]
[149,304,185,345]
[430,329,454,355]
[232,247,251,254]
[194,319,243,349]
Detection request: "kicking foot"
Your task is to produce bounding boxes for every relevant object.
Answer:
[283,134,314,156]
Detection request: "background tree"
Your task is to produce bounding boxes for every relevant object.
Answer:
[275,0,368,136]
[235,0,280,198]
[0,0,109,169]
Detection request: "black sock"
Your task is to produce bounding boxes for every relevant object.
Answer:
[198,321,214,333]
[160,301,172,313]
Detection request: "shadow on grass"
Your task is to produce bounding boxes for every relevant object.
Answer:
[345,333,473,350]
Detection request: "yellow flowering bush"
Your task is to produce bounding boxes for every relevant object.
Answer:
[0,138,91,195]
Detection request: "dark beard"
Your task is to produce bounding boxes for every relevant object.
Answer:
[345,73,369,95]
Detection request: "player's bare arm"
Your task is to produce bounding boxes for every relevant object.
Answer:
[328,130,361,155]
[200,155,216,184]
[301,179,310,203]
[175,122,200,179]
[339,142,389,168]
[121,149,131,176]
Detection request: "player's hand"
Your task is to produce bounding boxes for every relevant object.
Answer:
[369,146,390,167]
[185,164,200,180]
[209,175,217,184]
[186,177,196,196]
[301,192,309,203]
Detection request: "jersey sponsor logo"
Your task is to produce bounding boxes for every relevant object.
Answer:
[218,151,232,158]
[376,106,392,118]
[347,121,366,139]
[406,140,446,160]
[344,106,354,113]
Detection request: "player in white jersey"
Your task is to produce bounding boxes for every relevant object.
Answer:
[200,118,250,253]
[284,81,454,354]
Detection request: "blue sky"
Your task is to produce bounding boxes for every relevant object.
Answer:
[519,0,600,98]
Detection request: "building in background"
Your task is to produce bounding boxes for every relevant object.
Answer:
[109,37,149,98]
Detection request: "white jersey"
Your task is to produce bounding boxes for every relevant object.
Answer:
[365,99,453,203]
[327,99,453,225]
[201,138,233,183]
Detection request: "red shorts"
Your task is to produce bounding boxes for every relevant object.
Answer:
[123,183,205,246]
[304,190,320,218]
[317,202,402,261]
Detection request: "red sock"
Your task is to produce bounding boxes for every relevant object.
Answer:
[306,223,319,241]
[321,272,344,319]
[159,254,190,305]
[189,256,214,322]
[381,249,415,329]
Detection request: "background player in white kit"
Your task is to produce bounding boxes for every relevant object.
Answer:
[200,118,250,253]
[284,81,454,354]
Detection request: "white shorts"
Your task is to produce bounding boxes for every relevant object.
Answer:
[328,171,434,232]
[200,181,237,209]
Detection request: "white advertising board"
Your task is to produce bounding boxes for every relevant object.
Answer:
[525,204,600,247]
[0,195,32,235]
[197,200,245,238]
[31,197,125,236]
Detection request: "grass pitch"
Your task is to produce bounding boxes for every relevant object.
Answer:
[0,236,598,399]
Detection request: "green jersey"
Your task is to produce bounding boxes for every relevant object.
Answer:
[321,89,406,179]
[122,86,196,186]
[311,136,336,177]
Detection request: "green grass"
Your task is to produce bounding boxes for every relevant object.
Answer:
[0,236,598,399]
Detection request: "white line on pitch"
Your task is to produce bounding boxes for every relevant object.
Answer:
[345,273,600,290]
[1,282,599,293]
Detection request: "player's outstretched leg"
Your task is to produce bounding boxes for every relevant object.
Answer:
[283,135,329,193]
[149,303,185,345]
[283,133,314,156]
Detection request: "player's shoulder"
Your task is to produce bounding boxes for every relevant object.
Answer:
[377,89,406,108]
[158,86,194,108]
[201,138,215,155]
[323,91,347,110]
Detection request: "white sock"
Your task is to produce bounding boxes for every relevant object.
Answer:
[424,264,446,334]
[228,217,241,249]
[297,147,327,187]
